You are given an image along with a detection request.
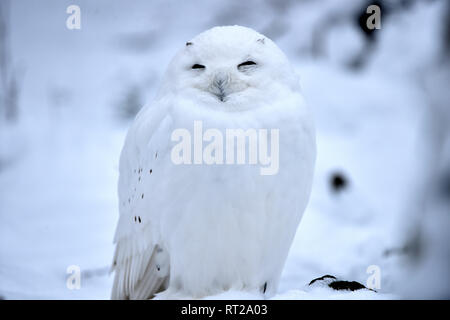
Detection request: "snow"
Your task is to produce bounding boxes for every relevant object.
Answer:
[0,0,448,299]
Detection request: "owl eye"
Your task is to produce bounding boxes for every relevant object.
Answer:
[237,61,257,70]
[192,64,205,70]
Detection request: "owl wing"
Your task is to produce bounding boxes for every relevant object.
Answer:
[111,100,173,300]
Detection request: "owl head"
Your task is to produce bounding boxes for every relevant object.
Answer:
[159,26,300,111]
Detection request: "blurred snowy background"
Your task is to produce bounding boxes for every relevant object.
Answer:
[0,0,449,299]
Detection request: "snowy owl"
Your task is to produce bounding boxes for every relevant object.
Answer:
[111,25,316,299]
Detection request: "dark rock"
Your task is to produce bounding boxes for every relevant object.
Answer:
[309,274,375,292]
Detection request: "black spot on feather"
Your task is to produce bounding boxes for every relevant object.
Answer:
[330,171,348,193]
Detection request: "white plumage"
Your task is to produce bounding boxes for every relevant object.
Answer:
[111,25,316,299]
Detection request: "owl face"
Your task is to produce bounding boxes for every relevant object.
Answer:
[162,26,298,111]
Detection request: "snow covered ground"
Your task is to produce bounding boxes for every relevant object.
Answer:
[0,0,448,299]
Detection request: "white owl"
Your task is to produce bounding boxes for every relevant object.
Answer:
[111,25,316,299]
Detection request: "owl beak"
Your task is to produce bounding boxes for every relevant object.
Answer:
[210,72,230,102]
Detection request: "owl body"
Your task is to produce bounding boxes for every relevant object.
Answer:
[111,26,316,299]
